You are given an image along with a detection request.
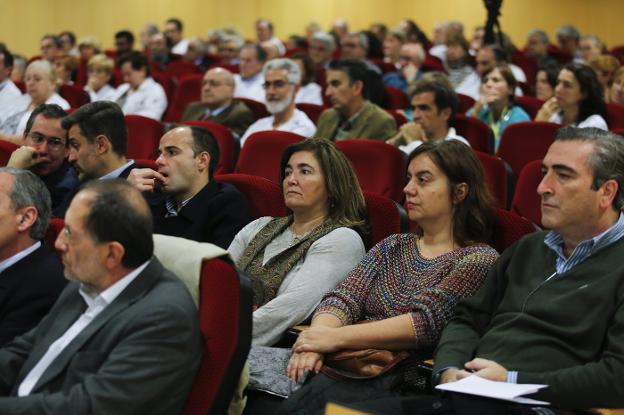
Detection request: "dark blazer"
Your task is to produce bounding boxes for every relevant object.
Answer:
[181,99,255,138]
[0,243,66,346]
[0,258,201,415]
[40,163,79,219]
[149,180,252,249]
[313,100,397,141]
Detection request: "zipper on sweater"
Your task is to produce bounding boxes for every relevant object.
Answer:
[521,271,557,312]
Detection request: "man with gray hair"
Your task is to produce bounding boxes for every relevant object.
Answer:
[340,32,381,73]
[0,167,66,345]
[580,34,604,64]
[309,32,336,68]
[526,29,557,66]
[218,34,244,64]
[556,24,581,60]
[240,58,316,146]
[234,43,267,103]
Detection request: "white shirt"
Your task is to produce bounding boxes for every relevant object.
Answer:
[549,113,608,130]
[171,39,190,55]
[399,127,470,155]
[295,83,323,105]
[17,260,150,396]
[84,84,117,102]
[114,77,168,121]
[14,93,70,134]
[429,44,447,61]
[233,73,265,103]
[456,70,524,101]
[0,241,41,274]
[240,108,316,147]
[0,79,23,124]
[100,159,135,180]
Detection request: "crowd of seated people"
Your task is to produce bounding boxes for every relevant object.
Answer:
[0,15,624,415]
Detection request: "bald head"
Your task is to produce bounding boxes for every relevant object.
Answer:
[201,67,235,108]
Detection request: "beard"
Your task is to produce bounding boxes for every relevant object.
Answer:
[266,88,295,114]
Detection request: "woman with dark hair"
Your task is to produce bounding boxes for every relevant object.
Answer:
[535,62,608,129]
[468,64,530,150]
[535,62,560,101]
[278,140,498,413]
[291,52,323,105]
[228,138,368,347]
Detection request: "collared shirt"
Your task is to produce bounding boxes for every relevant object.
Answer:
[233,73,265,103]
[17,260,150,396]
[205,102,230,118]
[99,160,135,180]
[335,104,367,141]
[0,241,41,274]
[240,108,316,146]
[398,127,470,155]
[114,77,168,121]
[165,196,192,218]
[0,79,8,92]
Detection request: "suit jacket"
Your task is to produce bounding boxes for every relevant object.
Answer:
[40,163,79,219]
[0,257,201,415]
[149,180,252,249]
[313,100,397,141]
[0,243,66,346]
[181,99,255,138]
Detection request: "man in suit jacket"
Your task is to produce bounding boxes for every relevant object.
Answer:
[0,168,66,346]
[128,125,251,248]
[314,59,396,141]
[181,67,255,139]
[0,179,201,414]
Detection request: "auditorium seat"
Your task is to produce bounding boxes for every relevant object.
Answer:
[510,159,544,228]
[164,73,203,122]
[492,209,536,253]
[237,98,269,120]
[183,120,238,174]
[364,192,408,247]
[0,140,19,166]
[133,158,158,170]
[45,218,65,249]
[474,151,508,209]
[515,96,544,119]
[59,84,90,108]
[606,103,624,129]
[385,109,408,128]
[336,139,407,203]
[235,131,304,183]
[457,93,475,114]
[454,113,494,154]
[384,86,409,110]
[165,60,202,81]
[296,103,325,124]
[215,173,287,219]
[125,115,164,160]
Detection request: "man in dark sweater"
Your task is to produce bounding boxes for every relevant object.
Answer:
[127,125,251,248]
[432,127,624,410]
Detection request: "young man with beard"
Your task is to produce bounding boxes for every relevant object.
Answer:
[240,58,316,147]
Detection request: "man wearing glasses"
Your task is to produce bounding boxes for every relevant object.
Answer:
[240,58,316,147]
[7,104,78,217]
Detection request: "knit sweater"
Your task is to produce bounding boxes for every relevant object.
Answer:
[315,234,499,351]
[434,231,624,409]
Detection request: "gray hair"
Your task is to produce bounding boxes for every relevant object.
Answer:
[0,167,51,240]
[582,34,604,50]
[262,58,301,85]
[554,127,624,210]
[312,31,336,52]
[352,32,369,51]
[26,60,56,84]
[528,29,549,45]
[556,25,580,41]
[221,34,244,49]
[144,23,159,36]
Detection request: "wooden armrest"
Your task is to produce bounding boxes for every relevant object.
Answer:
[325,402,370,415]
[591,410,624,415]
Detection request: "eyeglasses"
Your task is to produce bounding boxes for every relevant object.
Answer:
[27,132,65,150]
[202,80,228,87]
[262,80,290,89]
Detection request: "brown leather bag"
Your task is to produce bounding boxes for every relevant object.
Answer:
[321,348,410,380]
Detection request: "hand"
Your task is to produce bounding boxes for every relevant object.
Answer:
[7,146,42,169]
[287,351,324,382]
[535,97,560,121]
[402,63,419,84]
[126,168,164,192]
[439,367,471,384]
[463,358,508,382]
[293,326,342,354]
[399,122,426,143]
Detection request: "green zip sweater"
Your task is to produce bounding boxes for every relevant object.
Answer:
[433,231,624,409]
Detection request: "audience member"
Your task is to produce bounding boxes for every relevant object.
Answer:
[314,59,396,141]
[148,32,177,72]
[127,125,251,248]
[609,66,624,106]
[525,29,557,66]
[369,22,388,44]
[7,104,78,216]
[241,58,316,146]
[40,35,62,62]
[387,79,469,154]
[382,42,426,95]
[229,138,368,346]
[234,43,267,103]
[84,54,116,102]
[0,167,66,346]
[467,44,527,97]
[10,55,26,84]
[58,31,78,57]
[340,32,381,73]
[278,140,497,412]
[114,30,135,57]
[579,34,604,64]
[0,48,22,124]
[114,51,167,120]
[469,26,485,55]
[0,179,201,413]
[256,18,285,56]
[77,36,101,63]
[139,23,159,50]
[304,22,321,44]
[330,19,349,43]
[51,53,78,87]
[181,67,254,138]
[588,54,620,102]
[309,32,336,68]
[467,64,531,150]
[291,53,323,105]
[430,21,464,61]
[218,34,244,64]
[445,33,478,99]
[556,24,581,60]
[534,62,560,101]
[536,63,608,129]
[382,30,405,67]
[165,18,189,55]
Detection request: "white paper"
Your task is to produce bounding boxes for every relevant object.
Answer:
[435,375,550,405]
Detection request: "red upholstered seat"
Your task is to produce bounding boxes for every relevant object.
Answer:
[59,84,90,108]
[237,98,269,120]
[182,258,252,415]
[215,173,287,219]
[183,120,238,174]
[457,93,475,114]
[364,192,408,247]
[336,139,407,203]
[511,159,544,228]
[385,109,408,128]
[165,60,202,81]
[208,62,240,74]
[0,140,19,166]
[606,103,624,129]
[235,131,304,183]
[296,103,325,125]
[384,86,409,110]
[164,73,203,122]
[133,158,158,170]
[125,115,164,160]
[492,209,537,253]
[515,96,544,120]
[474,151,508,209]
[45,218,65,249]
[454,113,494,154]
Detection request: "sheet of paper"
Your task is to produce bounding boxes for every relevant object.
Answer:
[435,375,550,405]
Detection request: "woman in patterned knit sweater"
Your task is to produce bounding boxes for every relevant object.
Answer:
[279,140,500,413]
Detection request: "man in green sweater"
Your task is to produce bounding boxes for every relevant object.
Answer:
[432,126,624,410]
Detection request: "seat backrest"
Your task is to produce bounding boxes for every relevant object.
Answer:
[237,98,269,120]
[511,159,543,228]
[125,115,164,160]
[454,113,494,154]
[0,140,19,166]
[383,86,409,110]
[152,71,176,104]
[474,151,508,209]
[208,62,240,74]
[497,121,559,179]
[336,139,407,203]
[492,208,537,253]
[59,84,90,108]
[606,103,624,129]
[182,258,252,415]
[385,109,408,128]
[457,93,475,114]
[133,158,158,170]
[421,54,447,74]
[164,73,203,122]
[296,103,325,124]
[515,96,544,119]
[364,192,408,247]
[45,218,65,249]
[215,173,287,219]
[235,131,304,183]
[183,120,238,174]
[165,60,202,81]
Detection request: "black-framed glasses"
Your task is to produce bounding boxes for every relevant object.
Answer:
[262,80,290,89]
[27,132,65,150]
